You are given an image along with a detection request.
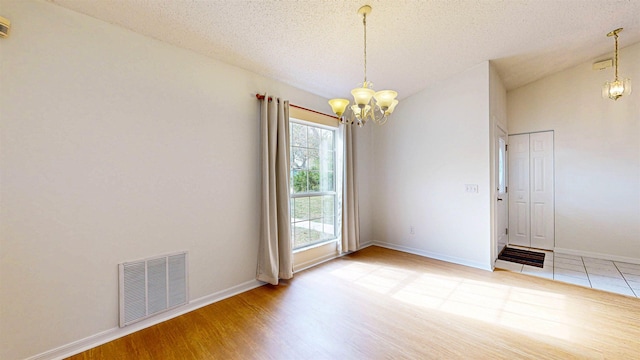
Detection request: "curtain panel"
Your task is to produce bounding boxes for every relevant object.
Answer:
[341,123,360,252]
[256,94,293,285]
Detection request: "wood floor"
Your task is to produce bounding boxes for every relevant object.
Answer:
[68,246,640,359]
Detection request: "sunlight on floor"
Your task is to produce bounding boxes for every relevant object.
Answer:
[330,262,573,341]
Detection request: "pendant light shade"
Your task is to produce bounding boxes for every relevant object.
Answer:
[328,98,350,117]
[603,79,632,100]
[374,90,398,110]
[351,87,375,107]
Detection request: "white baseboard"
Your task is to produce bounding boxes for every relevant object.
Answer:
[554,247,640,265]
[27,279,265,360]
[358,241,374,249]
[292,240,377,272]
[27,240,501,360]
[373,241,492,271]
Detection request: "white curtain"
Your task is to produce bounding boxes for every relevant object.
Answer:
[341,123,360,252]
[256,94,293,285]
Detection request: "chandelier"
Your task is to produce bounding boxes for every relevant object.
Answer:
[328,5,398,127]
[602,28,632,101]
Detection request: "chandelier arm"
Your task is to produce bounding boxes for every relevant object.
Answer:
[345,106,355,125]
[371,106,387,124]
[375,115,388,126]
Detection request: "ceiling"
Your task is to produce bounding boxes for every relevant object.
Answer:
[48,0,640,101]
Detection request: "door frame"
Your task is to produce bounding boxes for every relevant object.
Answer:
[495,124,508,260]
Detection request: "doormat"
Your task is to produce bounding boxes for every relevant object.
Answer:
[498,247,545,268]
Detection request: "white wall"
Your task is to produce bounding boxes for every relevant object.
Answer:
[370,62,493,270]
[0,1,375,359]
[490,63,508,132]
[508,41,640,261]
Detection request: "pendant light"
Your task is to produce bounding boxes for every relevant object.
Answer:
[328,5,399,127]
[602,28,632,101]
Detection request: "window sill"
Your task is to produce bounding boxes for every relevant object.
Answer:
[293,238,339,254]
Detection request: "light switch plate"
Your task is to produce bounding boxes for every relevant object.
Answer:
[465,184,479,193]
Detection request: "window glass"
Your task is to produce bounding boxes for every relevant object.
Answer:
[290,120,337,249]
[498,137,506,193]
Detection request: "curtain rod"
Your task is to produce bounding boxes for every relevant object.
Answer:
[255,94,338,120]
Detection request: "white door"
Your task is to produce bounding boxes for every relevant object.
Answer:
[529,131,554,250]
[508,134,530,247]
[496,127,508,255]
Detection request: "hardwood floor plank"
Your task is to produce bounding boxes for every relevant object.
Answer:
[67,246,640,359]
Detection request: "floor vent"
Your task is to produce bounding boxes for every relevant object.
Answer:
[119,252,188,327]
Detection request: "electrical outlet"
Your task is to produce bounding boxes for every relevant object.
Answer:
[409,225,415,235]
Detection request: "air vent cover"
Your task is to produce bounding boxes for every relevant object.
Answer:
[119,252,188,327]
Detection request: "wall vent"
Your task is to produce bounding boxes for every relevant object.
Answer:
[119,252,188,327]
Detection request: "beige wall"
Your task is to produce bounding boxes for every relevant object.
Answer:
[0,1,373,358]
[354,122,375,247]
[370,62,493,270]
[508,41,640,260]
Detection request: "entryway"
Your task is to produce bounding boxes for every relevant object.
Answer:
[495,249,639,297]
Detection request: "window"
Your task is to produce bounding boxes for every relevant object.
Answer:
[498,137,506,193]
[290,120,338,250]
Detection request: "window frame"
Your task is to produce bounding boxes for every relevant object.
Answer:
[289,118,340,251]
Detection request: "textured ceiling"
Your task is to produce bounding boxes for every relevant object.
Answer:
[48,0,640,100]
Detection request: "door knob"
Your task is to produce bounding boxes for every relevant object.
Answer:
[497,198,503,201]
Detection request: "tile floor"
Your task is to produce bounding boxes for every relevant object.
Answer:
[495,249,640,298]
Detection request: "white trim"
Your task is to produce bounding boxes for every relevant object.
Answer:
[496,122,507,135]
[27,280,265,360]
[290,108,339,128]
[373,241,492,271]
[293,239,376,273]
[554,247,640,265]
[293,252,339,273]
[293,238,338,254]
[291,191,336,198]
[508,129,555,136]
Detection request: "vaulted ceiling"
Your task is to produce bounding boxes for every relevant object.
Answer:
[48,0,640,100]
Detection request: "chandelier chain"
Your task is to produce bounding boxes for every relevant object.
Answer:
[363,12,367,84]
[614,32,619,81]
